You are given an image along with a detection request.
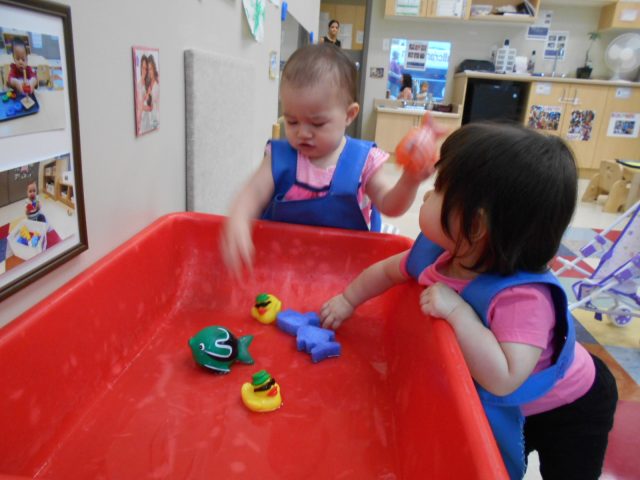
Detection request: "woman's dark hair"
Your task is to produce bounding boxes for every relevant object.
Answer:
[281,43,356,105]
[401,73,413,90]
[434,122,577,275]
[328,19,340,28]
[147,55,159,83]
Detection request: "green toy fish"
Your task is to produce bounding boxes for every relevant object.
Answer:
[188,326,254,374]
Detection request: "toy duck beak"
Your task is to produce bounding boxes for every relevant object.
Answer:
[267,386,278,397]
[258,307,267,315]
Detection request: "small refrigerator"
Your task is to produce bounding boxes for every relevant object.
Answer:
[462,78,529,124]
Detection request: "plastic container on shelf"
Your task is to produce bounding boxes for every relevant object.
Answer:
[495,39,517,74]
[0,213,508,479]
[527,50,537,74]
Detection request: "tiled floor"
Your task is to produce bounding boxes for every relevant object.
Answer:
[379,164,639,479]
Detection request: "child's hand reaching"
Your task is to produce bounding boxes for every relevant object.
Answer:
[420,282,469,324]
[320,293,355,330]
[395,113,449,181]
[220,217,254,278]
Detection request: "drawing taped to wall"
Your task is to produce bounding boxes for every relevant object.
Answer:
[607,112,640,138]
[566,109,595,141]
[528,104,562,131]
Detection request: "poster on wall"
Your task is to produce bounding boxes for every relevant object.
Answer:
[544,31,568,60]
[528,105,562,131]
[0,0,87,302]
[395,0,421,16]
[405,40,428,71]
[607,112,640,138]
[566,109,595,141]
[132,46,160,137]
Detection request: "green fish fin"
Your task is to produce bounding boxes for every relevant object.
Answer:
[236,335,254,364]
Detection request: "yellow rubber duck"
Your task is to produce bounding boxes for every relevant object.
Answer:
[250,293,282,325]
[241,370,282,413]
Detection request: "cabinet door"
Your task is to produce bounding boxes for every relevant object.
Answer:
[374,111,417,157]
[592,86,640,167]
[559,84,608,169]
[599,2,640,30]
[524,82,567,137]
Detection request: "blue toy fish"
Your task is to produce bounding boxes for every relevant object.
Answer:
[188,326,254,374]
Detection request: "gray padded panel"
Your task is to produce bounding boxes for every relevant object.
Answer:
[185,49,256,214]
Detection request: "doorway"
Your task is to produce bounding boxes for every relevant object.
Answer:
[319,0,370,138]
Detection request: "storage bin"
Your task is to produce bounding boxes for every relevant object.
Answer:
[0,213,507,479]
[7,219,47,261]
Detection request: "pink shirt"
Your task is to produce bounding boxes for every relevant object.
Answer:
[265,143,388,226]
[401,250,595,416]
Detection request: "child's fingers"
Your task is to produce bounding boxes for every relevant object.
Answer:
[421,112,449,140]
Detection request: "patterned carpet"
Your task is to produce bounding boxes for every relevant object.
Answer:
[552,226,639,479]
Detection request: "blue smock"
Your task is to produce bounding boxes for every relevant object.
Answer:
[406,233,575,479]
[261,137,381,232]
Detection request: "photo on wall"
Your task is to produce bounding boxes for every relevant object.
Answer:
[0,26,66,139]
[0,0,87,302]
[0,154,78,273]
[132,46,160,137]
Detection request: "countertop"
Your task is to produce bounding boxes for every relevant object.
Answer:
[455,71,640,88]
[375,105,462,118]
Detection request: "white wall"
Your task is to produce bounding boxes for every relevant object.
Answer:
[361,3,606,140]
[0,0,319,327]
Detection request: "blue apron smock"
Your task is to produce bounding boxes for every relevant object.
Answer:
[406,233,576,479]
[261,137,382,232]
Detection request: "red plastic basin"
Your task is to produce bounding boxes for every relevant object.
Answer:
[0,213,507,479]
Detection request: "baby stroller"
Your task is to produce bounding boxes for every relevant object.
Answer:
[553,200,640,327]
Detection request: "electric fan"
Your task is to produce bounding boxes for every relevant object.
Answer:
[604,33,640,81]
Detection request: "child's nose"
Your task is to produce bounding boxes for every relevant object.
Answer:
[297,124,313,138]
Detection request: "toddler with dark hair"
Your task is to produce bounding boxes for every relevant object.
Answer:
[320,122,617,480]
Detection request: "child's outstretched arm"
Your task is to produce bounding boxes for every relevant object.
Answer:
[321,251,408,330]
[366,115,448,217]
[420,283,542,396]
[220,153,275,276]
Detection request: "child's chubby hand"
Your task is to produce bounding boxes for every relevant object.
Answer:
[320,293,355,330]
[420,282,468,323]
[395,113,449,181]
[220,217,254,278]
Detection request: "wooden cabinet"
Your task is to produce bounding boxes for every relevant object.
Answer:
[41,159,75,208]
[374,106,462,161]
[525,82,608,169]
[599,1,640,31]
[56,181,74,209]
[43,160,57,199]
[375,110,418,156]
[385,0,540,23]
[592,86,640,165]
[384,0,428,18]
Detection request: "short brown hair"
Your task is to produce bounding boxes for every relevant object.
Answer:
[281,43,357,105]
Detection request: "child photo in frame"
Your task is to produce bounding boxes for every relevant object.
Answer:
[0,27,66,138]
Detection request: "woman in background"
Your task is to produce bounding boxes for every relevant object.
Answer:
[321,19,341,48]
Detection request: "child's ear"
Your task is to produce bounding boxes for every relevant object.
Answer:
[346,102,360,125]
[470,209,488,242]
